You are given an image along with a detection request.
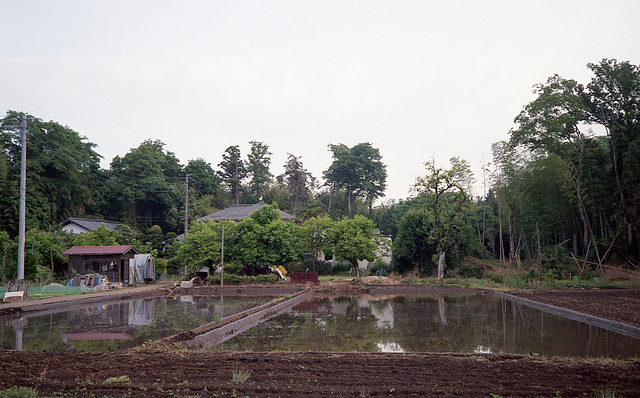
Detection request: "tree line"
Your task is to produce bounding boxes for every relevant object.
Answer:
[374,58,640,277]
[1,57,638,282]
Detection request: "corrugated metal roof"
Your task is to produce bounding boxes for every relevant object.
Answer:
[62,245,138,256]
[197,203,297,222]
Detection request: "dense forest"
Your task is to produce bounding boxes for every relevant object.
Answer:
[1,58,638,281]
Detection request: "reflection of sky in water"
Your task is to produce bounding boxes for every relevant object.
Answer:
[213,294,640,358]
[0,295,272,353]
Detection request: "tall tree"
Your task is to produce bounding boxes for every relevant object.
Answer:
[281,153,315,217]
[510,75,593,256]
[246,140,273,201]
[491,141,526,265]
[0,111,102,233]
[412,157,474,279]
[587,59,640,261]
[184,158,221,197]
[324,142,387,218]
[109,139,184,232]
[217,145,246,205]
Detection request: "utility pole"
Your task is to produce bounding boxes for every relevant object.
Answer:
[6,116,28,281]
[220,222,225,287]
[4,115,28,281]
[17,116,26,280]
[184,174,189,236]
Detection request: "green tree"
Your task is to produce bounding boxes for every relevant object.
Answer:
[299,215,334,270]
[324,143,387,218]
[73,224,121,246]
[229,204,302,267]
[108,139,184,233]
[173,220,232,272]
[511,75,593,256]
[587,58,640,261]
[0,231,15,280]
[392,206,434,274]
[217,145,247,205]
[280,153,315,217]
[412,157,474,279]
[184,158,221,197]
[491,141,525,265]
[0,111,102,233]
[246,140,273,201]
[330,215,378,280]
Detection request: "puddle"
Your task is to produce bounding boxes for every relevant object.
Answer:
[0,295,272,352]
[211,294,640,358]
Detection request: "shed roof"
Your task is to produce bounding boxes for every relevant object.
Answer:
[197,203,297,222]
[62,245,138,256]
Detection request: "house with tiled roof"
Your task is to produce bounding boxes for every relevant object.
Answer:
[60,217,123,234]
[197,203,298,222]
[176,203,299,241]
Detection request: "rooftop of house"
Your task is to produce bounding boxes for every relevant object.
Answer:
[62,245,138,256]
[60,217,122,232]
[197,203,297,222]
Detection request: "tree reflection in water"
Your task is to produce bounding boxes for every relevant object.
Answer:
[213,294,640,358]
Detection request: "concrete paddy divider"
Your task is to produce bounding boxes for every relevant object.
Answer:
[182,290,313,350]
[489,290,640,340]
[157,289,314,350]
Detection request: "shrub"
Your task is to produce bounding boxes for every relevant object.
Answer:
[540,246,570,279]
[154,257,168,275]
[206,273,278,285]
[223,263,243,275]
[369,258,390,276]
[331,262,352,275]
[206,274,243,285]
[452,259,485,279]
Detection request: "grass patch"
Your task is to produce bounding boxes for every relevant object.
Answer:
[317,275,355,282]
[231,366,252,383]
[103,375,131,384]
[0,387,38,398]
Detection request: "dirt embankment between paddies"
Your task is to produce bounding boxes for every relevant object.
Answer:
[1,282,639,397]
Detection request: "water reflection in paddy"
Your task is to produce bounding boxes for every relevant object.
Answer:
[0,295,272,353]
[212,294,640,358]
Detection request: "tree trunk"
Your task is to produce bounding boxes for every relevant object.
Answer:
[499,200,504,265]
[508,209,515,265]
[347,189,352,218]
[352,259,360,281]
[327,184,334,213]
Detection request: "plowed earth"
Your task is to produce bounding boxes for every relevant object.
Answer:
[1,285,639,397]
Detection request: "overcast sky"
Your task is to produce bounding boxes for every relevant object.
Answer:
[2,1,639,202]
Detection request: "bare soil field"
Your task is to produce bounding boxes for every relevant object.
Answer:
[1,283,639,397]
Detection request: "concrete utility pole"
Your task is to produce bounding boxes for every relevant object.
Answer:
[184,174,189,236]
[17,116,27,281]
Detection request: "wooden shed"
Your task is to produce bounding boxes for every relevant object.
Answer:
[62,245,139,284]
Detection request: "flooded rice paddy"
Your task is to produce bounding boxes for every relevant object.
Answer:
[2,292,639,357]
[0,295,272,352]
